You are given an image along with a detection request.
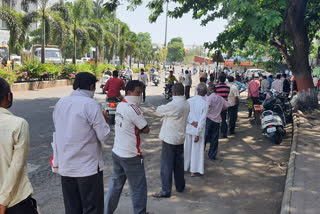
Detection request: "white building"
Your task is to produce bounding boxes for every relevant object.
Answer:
[0,0,63,45]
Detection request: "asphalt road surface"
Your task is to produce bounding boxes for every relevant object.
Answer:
[11,71,291,214]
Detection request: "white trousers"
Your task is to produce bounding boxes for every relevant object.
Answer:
[184,134,205,174]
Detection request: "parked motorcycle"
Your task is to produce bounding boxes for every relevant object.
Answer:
[100,74,111,94]
[152,71,160,86]
[260,93,287,144]
[163,84,172,100]
[105,97,121,124]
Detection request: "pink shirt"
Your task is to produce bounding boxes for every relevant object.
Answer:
[271,79,283,93]
[248,79,260,97]
[206,93,230,123]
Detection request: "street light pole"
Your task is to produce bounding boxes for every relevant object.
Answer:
[163,1,169,69]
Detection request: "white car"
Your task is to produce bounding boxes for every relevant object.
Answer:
[34,48,63,64]
[10,56,21,65]
[244,69,271,80]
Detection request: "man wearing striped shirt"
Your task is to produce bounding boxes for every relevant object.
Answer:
[214,75,230,138]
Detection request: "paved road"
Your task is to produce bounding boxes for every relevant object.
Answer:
[11,71,291,214]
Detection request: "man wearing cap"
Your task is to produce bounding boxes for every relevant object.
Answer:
[53,72,111,214]
[0,78,38,214]
[247,74,261,117]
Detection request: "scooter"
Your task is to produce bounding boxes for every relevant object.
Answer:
[100,74,111,94]
[163,84,172,100]
[105,97,121,125]
[152,71,160,86]
[260,93,286,144]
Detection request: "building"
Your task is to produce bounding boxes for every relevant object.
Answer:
[0,0,62,46]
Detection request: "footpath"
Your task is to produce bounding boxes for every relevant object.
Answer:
[281,109,320,214]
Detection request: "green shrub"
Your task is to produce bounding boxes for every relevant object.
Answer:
[0,68,18,84]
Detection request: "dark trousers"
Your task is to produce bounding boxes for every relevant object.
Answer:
[6,196,38,214]
[205,118,220,160]
[61,171,104,214]
[248,97,260,117]
[142,85,146,102]
[220,110,228,137]
[185,86,191,99]
[228,105,239,134]
[105,152,147,214]
[160,142,185,196]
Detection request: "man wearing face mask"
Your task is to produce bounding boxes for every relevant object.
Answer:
[52,72,111,214]
[153,83,190,198]
[0,78,38,214]
[105,80,150,214]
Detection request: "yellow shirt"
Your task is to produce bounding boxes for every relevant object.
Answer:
[167,75,178,85]
[0,107,33,208]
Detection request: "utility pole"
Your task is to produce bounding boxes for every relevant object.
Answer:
[163,1,169,69]
[113,10,117,65]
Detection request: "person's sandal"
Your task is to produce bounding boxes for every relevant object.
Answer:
[152,192,171,198]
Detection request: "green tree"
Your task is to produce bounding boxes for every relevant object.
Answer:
[0,7,37,55]
[167,37,185,63]
[22,0,70,63]
[66,0,92,64]
[144,0,320,110]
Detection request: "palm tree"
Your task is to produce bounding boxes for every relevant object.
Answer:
[66,0,92,64]
[21,0,70,63]
[0,7,37,55]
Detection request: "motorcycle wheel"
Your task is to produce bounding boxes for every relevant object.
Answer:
[270,134,281,145]
[102,89,105,94]
[108,114,115,125]
[155,82,158,86]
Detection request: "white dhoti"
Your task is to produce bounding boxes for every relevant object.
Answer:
[184,131,205,175]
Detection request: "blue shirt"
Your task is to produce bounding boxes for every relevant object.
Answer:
[267,77,274,89]
[235,81,247,91]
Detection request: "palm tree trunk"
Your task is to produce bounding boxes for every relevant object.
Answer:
[95,45,98,64]
[41,10,45,64]
[129,56,132,68]
[73,24,76,64]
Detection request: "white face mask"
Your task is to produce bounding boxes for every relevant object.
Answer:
[125,96,142,107]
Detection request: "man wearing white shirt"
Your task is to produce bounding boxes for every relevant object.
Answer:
[138,69,148,102]
[53,72,111,214]
[184,83,208,176]
[227,76,240,135]
[271,74,283,93]
[153,83,190,198]
[125,67,133,80]
[105,80,150,214]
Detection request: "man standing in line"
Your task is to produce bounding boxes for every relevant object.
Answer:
[261,76,269,93]
[214,75,230,138]
[247,74,261,118]
[153,83,190,198]
[0,78,38,214]
[205,84,230,160]
[53,72,111,214]
[227,76,240,135]
[282,73,291,97]
[271,74,283,94]
[184,70,192,99]
[138,69,148,103]
[267,75,274,89]
[184,83,208,176]
[105,80,150,214]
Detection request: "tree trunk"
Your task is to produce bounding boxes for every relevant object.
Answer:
[285,0,318,110]
[73,24,76,64]
[41,10,45,64]
[95,45,98,64]
[129,56,132,68]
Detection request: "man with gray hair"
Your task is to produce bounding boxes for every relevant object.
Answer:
[184,83,208,176]
[153,83,190,198]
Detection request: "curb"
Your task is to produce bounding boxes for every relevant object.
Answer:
[11,79,74,92]
[280,114,299,214]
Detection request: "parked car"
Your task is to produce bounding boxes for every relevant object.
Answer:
[244,69,271,82]
[32,45,63,64]
[10,55,21,65]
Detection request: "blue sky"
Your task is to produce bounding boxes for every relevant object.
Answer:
[117,2,227,47]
